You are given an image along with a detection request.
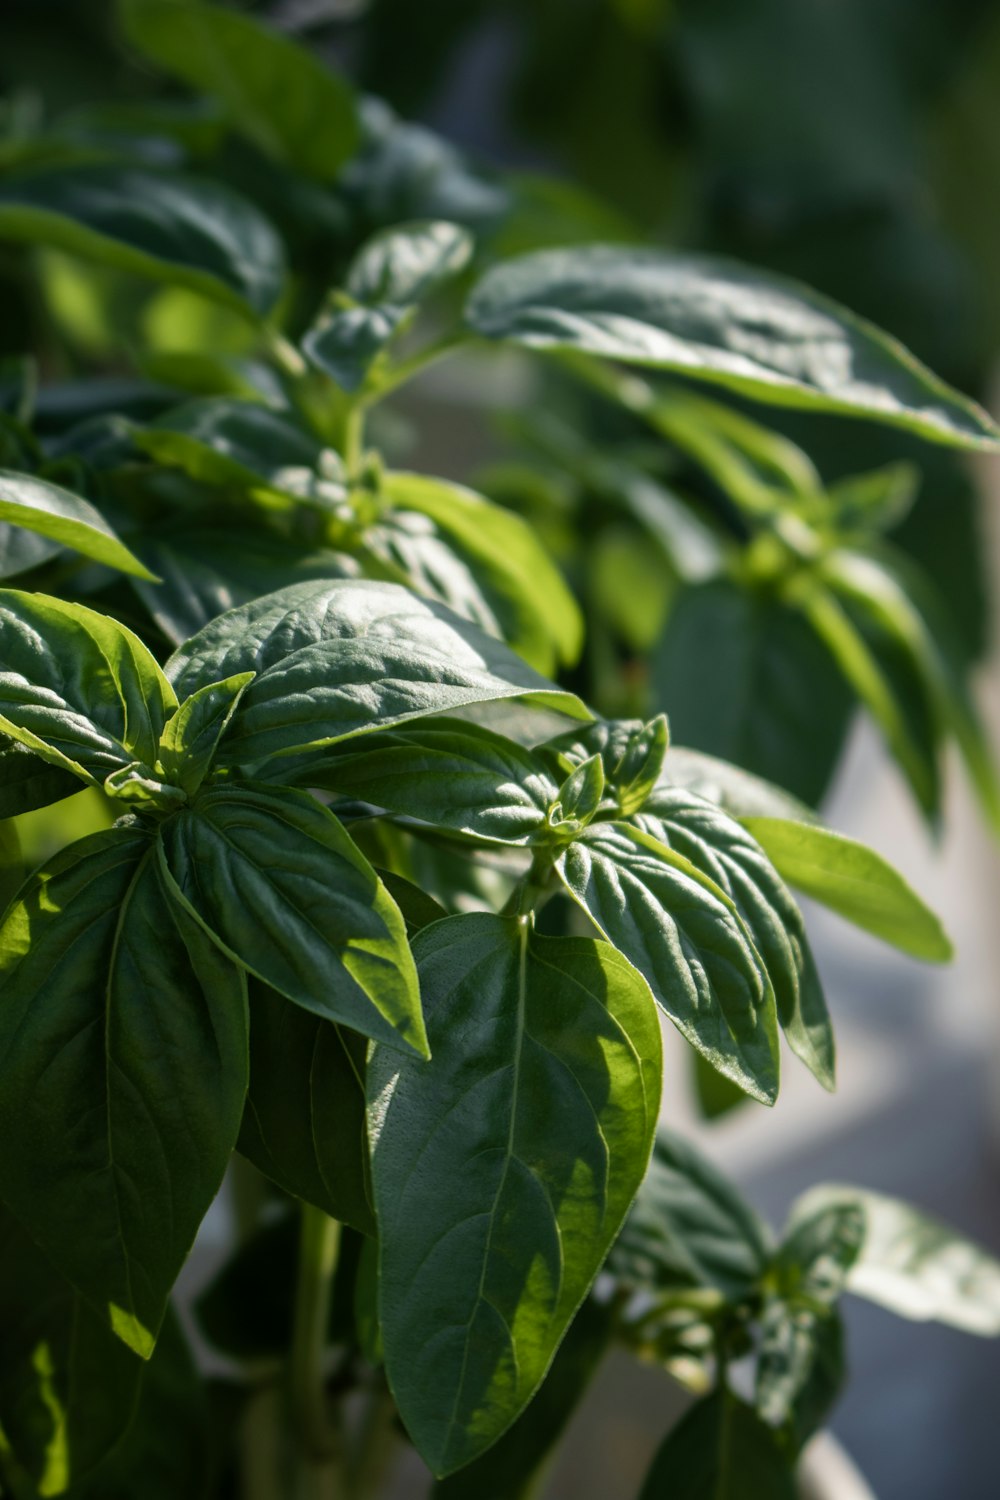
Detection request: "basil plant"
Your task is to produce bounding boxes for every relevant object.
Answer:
[1,4,999,1497]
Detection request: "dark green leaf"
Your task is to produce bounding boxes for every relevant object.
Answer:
[120,0,360,180]
[0,826,248,1357]
[0,736,79,819]
[369,914,661,1476]
[164,579,588,767]
[376,870,448,936]
[0,589,177,783]
[466,246,1000,450]
[557,821,780,1103]
[155,672,255,797]
[658,746,818,823]
[652,581,853,807]
[0,165,285,317]
[158,780,427,1057]
[542,716,668,817]
[634,790,833,1089]
[638,1391,797,1500]
[0,817,23,915]
[432,1297,614,1500]
[0,470,156,579]
[609,1126,771,1304]
[302,304,409,393]
[134,397,335,497]
[297,718,560,846]
[237,978,374,1234]
[788,1186,1000,1335]
[347,220,473,306]
[0,1204,142,1496]
[742,818,952,962]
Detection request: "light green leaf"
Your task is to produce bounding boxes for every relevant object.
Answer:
[164,579,589,767]
[755,1307,845,1454]
[788,1185,1000,1336]
[0,1204,142,1496]
[158,780,427,1056]
[542,716,669,817]
[638,1391,797,1500]
[742,817,952,962]
[380,471,583,673]
[0,817,22,915]
[0,826,249,1357]
[652,580,854,808]
[0,165,285,317]
[635,789,834,1089]
[237,978,374,1235]
[465,245,1000,450]
[0,469,157,579]
[369,914,661,1476]
[119,0,359,180]
[551,752,604,832]
[156,671,255,797]
[294,718,560,846]
[347,220,473,306]
[557,821,780,1103]
[608,1126,772,1304]
[0,589,178,783]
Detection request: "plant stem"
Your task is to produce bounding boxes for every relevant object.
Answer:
[289,1205,342,1491]
[342,406,365,477]
[360,331,469,407]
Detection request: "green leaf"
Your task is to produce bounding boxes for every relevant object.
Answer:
[608,1126,771,1304]
[634,790,834,1089]
[432,1297,613,1500]
[134,397,334,496]
[755,1308,846,1454]
[788,1186,1000,1335]
[0,1204,142,1496]
[158,780,427,1057]
[0,826,249,1357]
[376,869,449,936]
[0,165,285,317]
[295,718,560,846]
[657,746,818,823]
[164,579,589,767]
[557,822,780,1103]
[0,589,178,783]
[542,716,669,816]
[119,0,359,180]
[465,245,1000,450]
[237,978,374,1235]
[302,304,409,393]
[0,736,79,819]
[347,220,473,306]
[380,472,583,673]
[741,818,952,962]
[638,1391,797,1500]
[0,469,157,579]
[369,914,661,1476]
[652,581,853,807]
[0,817,23,915]
[551,752,605,832]
[155,671,255,798]
[774,1199,866,1307]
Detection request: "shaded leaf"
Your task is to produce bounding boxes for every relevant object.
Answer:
[638,1391,797,1500]
[0,469,156,579]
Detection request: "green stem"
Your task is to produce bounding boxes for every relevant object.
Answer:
[501,848,558,917]
[289,1206,342,1476]
[360,331,469,407]
[342,406,365,477]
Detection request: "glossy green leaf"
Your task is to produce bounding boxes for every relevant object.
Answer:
[297,718,560,846]
[164,579,589,767]
[0,736,79,819]
[369,914,661,1476]
[0,826,249,1357]
[302,304,409,393]
[158,780,427,1057]
[155,672,255,798]
[652,580,853,807]
[543,716,669,816]
[0,469,156,579]
[608,1126,771,1304]
[465,245,1000,450]
[432,1297,613,1500]
[742,818,952,962]
[788,1186,1000,1335]
[0,165,285,317]
[638,1391,797,1500]
[635,790,834,1088]
[557,821,780,1103]
[347,220,473,306]
[380,472,583,673]
[119,0,359,180]
[0,1204,142,1496]
[237,978,374,1234]
[0,589,177,783]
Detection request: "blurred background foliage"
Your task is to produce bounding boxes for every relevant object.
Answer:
[4,0,1000,819]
